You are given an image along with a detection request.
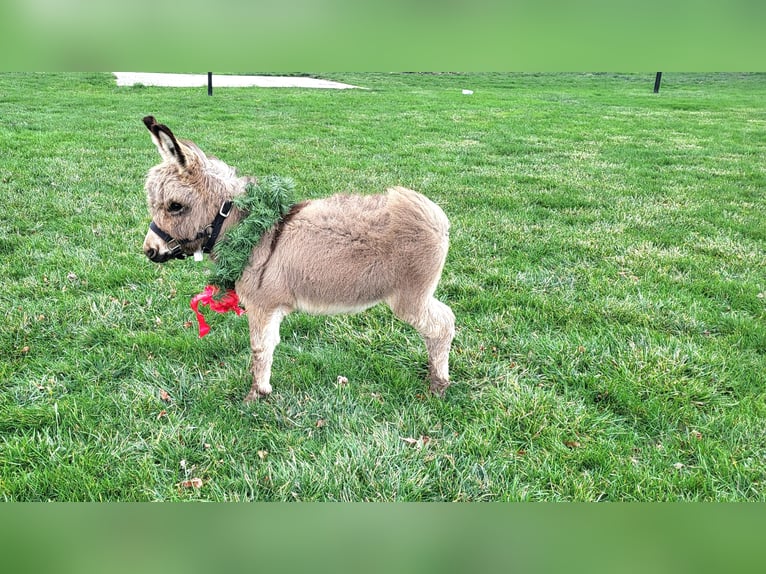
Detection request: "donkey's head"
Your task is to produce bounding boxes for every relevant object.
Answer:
[142,116,244,263]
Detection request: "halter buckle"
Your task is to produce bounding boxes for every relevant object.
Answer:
[219,201,233,218]
[166,238,182,254]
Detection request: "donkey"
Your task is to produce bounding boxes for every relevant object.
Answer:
[141,116,455,402]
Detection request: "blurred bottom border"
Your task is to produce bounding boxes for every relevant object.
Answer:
[1,503,764,574]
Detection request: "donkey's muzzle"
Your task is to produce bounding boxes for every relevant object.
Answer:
[143,231,186,263]
[144,220,194,263]
[144,246,174,263]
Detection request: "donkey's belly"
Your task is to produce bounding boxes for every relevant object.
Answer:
[282,252,392,316]
[294,298,379,315]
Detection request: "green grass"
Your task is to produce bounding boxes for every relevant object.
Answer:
[1,72,764,500]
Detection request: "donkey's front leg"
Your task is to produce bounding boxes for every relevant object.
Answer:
[244,307,286,402]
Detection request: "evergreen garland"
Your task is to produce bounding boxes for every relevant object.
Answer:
[209,176,295,290]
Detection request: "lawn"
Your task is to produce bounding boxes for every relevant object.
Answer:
[0,72,764,501]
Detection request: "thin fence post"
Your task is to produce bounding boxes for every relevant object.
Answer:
[653,72,662,93]
[208,72,213,96]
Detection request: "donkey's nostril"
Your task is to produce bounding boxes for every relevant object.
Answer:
[146,248,157,260]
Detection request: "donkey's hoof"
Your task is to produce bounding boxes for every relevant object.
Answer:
[243,391,268,403]
[428,379,450,398]
[244,384,272,403]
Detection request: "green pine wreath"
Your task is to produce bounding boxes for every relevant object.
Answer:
[209,176,295,290]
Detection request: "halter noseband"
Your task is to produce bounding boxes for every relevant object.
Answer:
[149,200,233,259]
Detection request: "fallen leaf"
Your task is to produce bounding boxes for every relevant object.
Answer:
[673,462,685,470]
[157,410,167,420]
[159,389,170,402]
[316,419,326,428]
[21,346,30,354]
[516,449,527,457]
[336,375,348,386]
[690,430,702,441]
[618,270,639,282]
[564,440,581,449]
[257,450,268,460]
[183,321,193,329]
[180,478,203,489]
[401,436,431,449]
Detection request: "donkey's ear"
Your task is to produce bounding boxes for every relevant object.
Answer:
[143,116,188,169]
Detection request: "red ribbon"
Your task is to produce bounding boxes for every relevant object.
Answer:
[189,285,245,338]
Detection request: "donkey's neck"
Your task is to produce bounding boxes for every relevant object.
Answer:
[213,179,251,248]
[206,176,296,288]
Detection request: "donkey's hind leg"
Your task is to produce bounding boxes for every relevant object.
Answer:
[390,295,455,396]
[244,307,286,402]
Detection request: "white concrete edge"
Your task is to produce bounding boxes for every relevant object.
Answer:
[114,72,365,90]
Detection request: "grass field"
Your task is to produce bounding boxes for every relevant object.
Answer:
[1,72,764,501]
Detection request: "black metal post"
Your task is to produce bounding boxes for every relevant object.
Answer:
[653,72,662,93]
[208,72,213,96]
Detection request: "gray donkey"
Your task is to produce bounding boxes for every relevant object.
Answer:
[141,116,455,402]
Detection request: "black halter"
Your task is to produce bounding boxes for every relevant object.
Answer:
[150,200,233,259]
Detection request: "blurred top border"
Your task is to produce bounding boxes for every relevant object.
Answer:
[0,0,764,71]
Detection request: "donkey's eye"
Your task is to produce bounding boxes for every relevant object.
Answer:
[168,202,184,214]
